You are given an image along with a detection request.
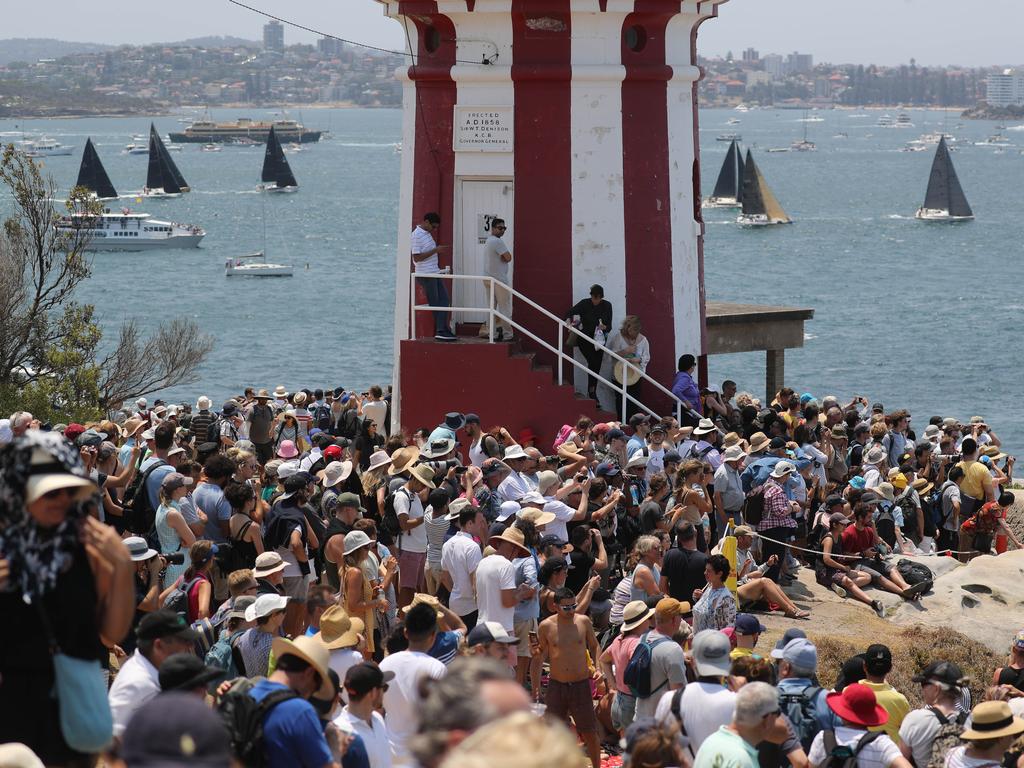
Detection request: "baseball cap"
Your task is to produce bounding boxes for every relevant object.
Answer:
[732,525,754,537]
[344,662,395,698]
[664,450,682,464]
[770,637,818,672]
[160,472,194,493]
[768,436,787,450]
[864,644,893,675]
[606,428,626,442]
[691,629,733,676]
[770,460,796,478]
[825,495,846,508]
[158,653,223,692]
[120,692,231,767]
[136,610,200,642]
[467,621,519,647]
[912,661,966,690]
[595,461,620,478]
[496,500,520,522]
[829,511,851,526]
[772,627,807,652]
[1015,630,1024,651]
[538,534,573,554]
[734,613,767,636]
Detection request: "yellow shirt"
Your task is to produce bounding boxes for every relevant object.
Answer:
[956,460,992,500]
[860,680,910,741]
[730,647,758,661]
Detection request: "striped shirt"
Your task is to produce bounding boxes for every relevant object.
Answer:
[423,506,451,567]
[411,225,440,274]
[758,479,797,530]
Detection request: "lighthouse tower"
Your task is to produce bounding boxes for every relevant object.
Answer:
[381,0,727,434]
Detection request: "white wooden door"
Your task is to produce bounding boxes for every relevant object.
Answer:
[456,179,514,325]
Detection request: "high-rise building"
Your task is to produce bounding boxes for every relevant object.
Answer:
[318,37,344,57]
[742,47,759,63]
[263,20,284,52]
[786,52,813,74]
[763,54,784,79]
[986,69,1024,107]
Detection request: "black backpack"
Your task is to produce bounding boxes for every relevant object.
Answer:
[219,678,298,768]
[162,575,204,618]
[743,486,766,527]
[122,459,168,535]
[895,490,919,537]
[338,409,359,440]
[818,730,883,768]
[896,558,934,588]
[312,404,332,432]
[206,415,222,445]
[380,488,408,546]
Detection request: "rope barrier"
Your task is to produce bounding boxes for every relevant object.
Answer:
[750,530,983,559]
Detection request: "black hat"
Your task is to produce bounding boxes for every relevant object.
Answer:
[663,450,682,464]
[464,413,481,425]
[221,400,239,417]
[864,644,893,675]
[629,413,648,428]
[606,428,626,442]
[769,437,787,450]
[538,534,572,554]
[825,495,846,508]
[443,412,466,431]
[121,691,231,767]
[159,652,222,692]
[283,474,310,495]
[912,661,966,690]
[137,610,200,642]
[344,662,395,698]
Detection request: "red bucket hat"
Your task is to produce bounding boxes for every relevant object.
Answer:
[825,683,888,728]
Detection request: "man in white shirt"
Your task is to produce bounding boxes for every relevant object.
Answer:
[657,628,737,757]
[476,527,535,639]
[394,464,435,607]
[108,610,199,737]
[713,445,747,529]
[497,445,532,501]
[440,504,487,628]
[361,386,389,436]
[336,662,395,768]
[537,471,588,542]
[379,604,447,767]
[478,218,513,341]
[411,212,456,341]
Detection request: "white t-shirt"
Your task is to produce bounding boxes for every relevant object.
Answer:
[336,707,393,768]
[328,648,365,702]
[441,532,482,616]
[542,497,577,541]
[379,650,446,766]
[411,225,440,274]
[655,682,736,756]
[475,553,516,631]
[945,745,1004,768]
[808,726,902,768]
[899,707,952,768]
[362,400,388,435]
[483,234,510,280]
[393,488,428,554]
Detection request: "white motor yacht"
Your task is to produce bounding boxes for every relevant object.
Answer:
[56,209,205,250]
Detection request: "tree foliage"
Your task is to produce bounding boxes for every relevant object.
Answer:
[0,145,215,422]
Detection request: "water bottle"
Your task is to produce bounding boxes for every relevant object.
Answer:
[593,327,606,348]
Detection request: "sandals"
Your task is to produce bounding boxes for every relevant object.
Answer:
[787,609,811,620]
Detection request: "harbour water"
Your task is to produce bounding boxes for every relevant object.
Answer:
[1,107,1022,455]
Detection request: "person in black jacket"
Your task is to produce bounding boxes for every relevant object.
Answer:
[567,284,613,400]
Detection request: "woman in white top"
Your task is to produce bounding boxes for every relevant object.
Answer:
[598,315,651,416]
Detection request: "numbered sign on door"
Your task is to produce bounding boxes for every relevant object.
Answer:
[477,213,500,243]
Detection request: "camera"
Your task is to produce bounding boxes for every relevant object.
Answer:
[164,552,186,565]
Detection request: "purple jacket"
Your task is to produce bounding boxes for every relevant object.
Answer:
[671,371,701,412]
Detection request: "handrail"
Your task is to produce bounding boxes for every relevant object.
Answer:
[409,273,689,424]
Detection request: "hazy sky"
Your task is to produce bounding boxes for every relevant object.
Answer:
[4,0,1021,68]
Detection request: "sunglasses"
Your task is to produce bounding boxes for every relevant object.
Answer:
[558,603,577,611]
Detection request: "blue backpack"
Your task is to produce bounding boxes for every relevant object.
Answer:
[205,629,246,680]
[779,684,824,751]
[624,631,671,698]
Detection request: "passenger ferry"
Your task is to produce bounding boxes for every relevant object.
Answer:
[169,118,321,144]
[21,137,74,157]
[56,209,205,251]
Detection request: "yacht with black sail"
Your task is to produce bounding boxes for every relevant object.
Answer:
[257,127,298,193]
[142,124,191,198]
[704,139,744,208]
[915,136,973,222]
[737,150,791,227]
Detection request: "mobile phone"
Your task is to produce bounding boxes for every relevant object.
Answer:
[528,631,539,645]
[455,466,468,475]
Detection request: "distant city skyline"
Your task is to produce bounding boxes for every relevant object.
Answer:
[2,0,1022,68]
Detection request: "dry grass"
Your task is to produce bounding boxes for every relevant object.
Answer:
[811,625,1004,708]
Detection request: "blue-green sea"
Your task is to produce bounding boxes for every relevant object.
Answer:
[1,106,1021,456]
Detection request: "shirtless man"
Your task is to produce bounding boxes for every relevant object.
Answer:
[534,586,602,768]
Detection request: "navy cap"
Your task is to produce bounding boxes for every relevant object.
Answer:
[769,437,787,450]
[734,613,767,636]
[159,653,222,692]
[606,428,626,442]
[595,461,620,478]
[137,610,200,642]
[464,413,480,425]
[663,450,682,464]
[121,691,231,767]
[773,627,807,651]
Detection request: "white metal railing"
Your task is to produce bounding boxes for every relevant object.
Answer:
[409,273,696,424]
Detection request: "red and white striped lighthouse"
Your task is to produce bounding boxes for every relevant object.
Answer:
[380,0,727,431]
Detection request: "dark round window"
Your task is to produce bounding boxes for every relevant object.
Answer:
[424,27,441,54]
[624,25,647,53]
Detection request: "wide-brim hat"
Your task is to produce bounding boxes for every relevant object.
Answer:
[293,392,308,406]
[420,438,456,459]
[621,600,656,632]
[982,445,1007,460]
[873,482,895,502]
[961,702,1024,741]
[503,445,529,461]
[367,450,393,473]
[26,472,96,506]
[517,507,555,527]
[123,417,147,438]
[389,446,420,476]
[445,498,473,521]
[245,593,289,622]
[613,360,642,386]
[320,460,353,488]
[273,386,289,398]
[912,478,934,495]
[401,592,445,619]
[722,445,746,462]
[315,605,365,650]
[693,418,716,436]
[276,440,299,459]
[863,446,886,465]
[749,432,770,452]
[826,684,889,728]
[271,635,333,699]
[253,552,287,578]
[343,530,374,556]
[255,389,271,400]
[488,526,531,556]
[409,464,436,489]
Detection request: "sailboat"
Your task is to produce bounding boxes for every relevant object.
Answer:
[143,123,190,198]
[737,150,791,227]
[792,112,816,151]
[227,184,294,276]
[705,139,744,208]
[915,137,973,222]
[75,138,118,200]
[257,126,298,193]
